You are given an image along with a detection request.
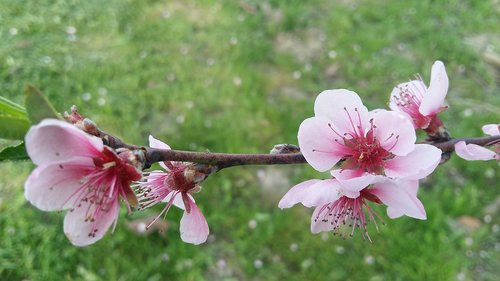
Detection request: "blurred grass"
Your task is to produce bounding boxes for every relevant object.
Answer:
[1,0,499,280]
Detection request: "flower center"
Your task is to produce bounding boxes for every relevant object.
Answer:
[314,190,384,242]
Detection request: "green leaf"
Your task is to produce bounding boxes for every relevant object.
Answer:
[0,114,30,140]
[24,85,60,124]
[0,96,27,119]
[0,142,29,161]
[0,96,30,140]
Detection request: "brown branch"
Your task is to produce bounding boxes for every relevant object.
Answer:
[143,135,500,169]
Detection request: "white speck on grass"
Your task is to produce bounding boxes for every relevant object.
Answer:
[82,92,92,101]
[97,98,106,106]
[41,56,52,64]
[321,232,329,241]
[162,10,171,19]
[458,64,466,73]
[204,120,212,128]
[166,73,176,82]
[479,250,489,259]
[233,77,242,86]
[137,222,147,233]
[352,44,361,52]
[185,101,194,109]
[253,259,263,269]
[161,253,170,262]
[248,219,257,229]
[289,243,298,252]
[66,26,77,35]
[465,237,474,246]
[304,63,312,71]
[139,51,148,59]
[237,15,245,22]
[229,37,238,45]
[328,50,337,59]
[98,87,107,96]
[456,272,466,281]
[300,258,313,269]
[484,168,494,179]
[217,259,226,270]
[492,224,499,233]
[483,215,492,224]
[9,27,18,35]
[293,71,301,80]
[180,47,189,55]
[462,108,473,117]
[335,246,345,254]
[364,255,375,265]
[176,115,185,124]
[206,58,215,66]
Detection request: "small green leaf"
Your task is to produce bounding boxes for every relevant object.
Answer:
[0,142,29,162]
[0,114,30,140]
[25,85,60,124]
[0,96,28,119]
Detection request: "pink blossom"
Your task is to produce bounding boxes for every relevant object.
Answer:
[298,89,442,180]
[279,175,426,241]
[455,124,500,161]
[135,135,209,245]
[389,61,449,130]
[24,119,141,246]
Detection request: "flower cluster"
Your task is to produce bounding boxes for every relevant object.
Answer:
[279,61,449,240]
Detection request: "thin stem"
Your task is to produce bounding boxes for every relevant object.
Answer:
[144,135,499,169]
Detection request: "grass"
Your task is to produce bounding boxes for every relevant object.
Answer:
[1,0,499,280]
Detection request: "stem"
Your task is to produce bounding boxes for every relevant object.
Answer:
[144,135,500,169]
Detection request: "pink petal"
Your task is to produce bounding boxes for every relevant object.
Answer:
[148,135,171,150]
[385,144,442,180]
[419,61,449,116]
[482,124,500,136]
[369,110,416,156]
[278,179,321,209]
[63,198,120,246]
[369,179,426,220]
[180,198,209,245]
[298,116,349,172]
[279,179,341,208]
[25,119,103,165]
[335,173,382,198]
[162,191,194,210]
[24,157,95,211]
[455,141,497,161]
[149,135,172,170]
[313,89,369,137]
[310,206,334,234]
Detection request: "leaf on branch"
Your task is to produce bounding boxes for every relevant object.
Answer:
[0,96,30,140]
[0,142,29,162]
[24,85,60,124]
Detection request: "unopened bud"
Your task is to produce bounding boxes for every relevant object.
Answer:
[270,144,300,154]
[117,148,146,171]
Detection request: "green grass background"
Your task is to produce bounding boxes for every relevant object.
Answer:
[1,0,499,280]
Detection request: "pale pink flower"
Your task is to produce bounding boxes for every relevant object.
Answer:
[279,175,426,241]
[455,124,499,161]
[24,119,141,246]
[389,60,449,130]
[298,89,442,180]
[135,135,209,245]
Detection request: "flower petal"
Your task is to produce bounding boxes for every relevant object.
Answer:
[314,89,369,137]
[384,144,442,180]
[419,61,449,115]
[64,198,120,246]
[482,124,500,136]
[369,110,416,156]
[298,116,349,172]
[455,141,497,161]
[335,173,381,198]
[278,179,321,209]
[162,191,193,210]
[25,119,103,165]
[369,179,426,220]
[24,157,95,211]
[149,135,172,170]
[310,205,334,234]
[180,198,209,245]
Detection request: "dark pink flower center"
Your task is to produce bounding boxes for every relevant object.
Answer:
[314,189,384,242]
[324,107,398,175]
[391,80,432,128]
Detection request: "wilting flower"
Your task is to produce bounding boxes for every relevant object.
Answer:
[134,136,209,245]
[279,175,426,241]
[389,60,449,130]
[24,119,141,246]
[455,124,500,161]
[298,89,442,180]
